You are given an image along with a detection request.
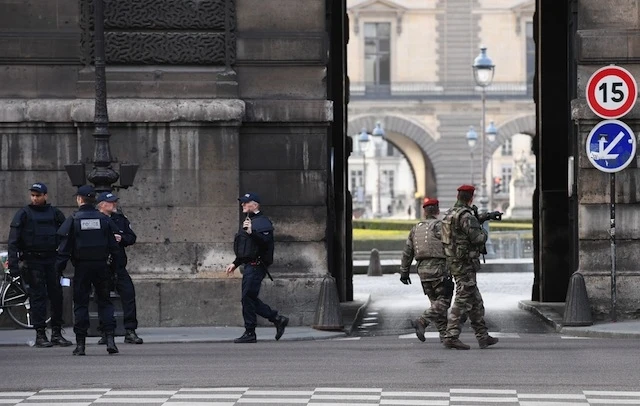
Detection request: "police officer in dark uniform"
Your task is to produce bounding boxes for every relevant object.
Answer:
[225,193,289,343]
[95,191,143,344]
[55,185,120,356]
[7,182,72,347]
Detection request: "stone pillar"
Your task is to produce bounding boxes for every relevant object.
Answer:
[572,0,640,317]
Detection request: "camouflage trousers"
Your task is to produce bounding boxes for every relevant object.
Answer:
[444,271,489,340]
[419,277,453,338]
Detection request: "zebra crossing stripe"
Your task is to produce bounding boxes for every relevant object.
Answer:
[380,400,447,406]
[177,388,248,392]
[518,402,587,406]
[171,394,242,399]
[518,394,587,399]
[4,387,640,405]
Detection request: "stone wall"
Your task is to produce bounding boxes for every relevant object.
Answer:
[572,0,640,318]
[0,0,334,327]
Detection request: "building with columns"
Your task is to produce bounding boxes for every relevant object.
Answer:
[346,0,537,218]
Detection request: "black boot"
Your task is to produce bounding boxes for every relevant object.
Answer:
[413,317,427,342]
[50,327,73,347]
[274,315,289,341]
[72,336,86,356]
[234,330,257,343]
[35,328,53,348]
[124,329,143,344]
[97,332,107,345]
[105,332,119,354]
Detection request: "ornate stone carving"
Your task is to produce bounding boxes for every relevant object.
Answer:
[103,0,228,30]
[105,32,226,65]
[80,0,236,66]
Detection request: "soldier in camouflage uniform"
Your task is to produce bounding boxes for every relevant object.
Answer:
[399,197,454,343]
[440,185,499,350]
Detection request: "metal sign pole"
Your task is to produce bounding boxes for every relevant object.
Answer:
[610,172,617,322]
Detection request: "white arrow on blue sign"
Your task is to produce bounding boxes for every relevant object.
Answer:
[586,119,637,173]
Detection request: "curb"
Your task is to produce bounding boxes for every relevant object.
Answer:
[518,300,563,332]
[346,294,371,336]
[518,300,640,339]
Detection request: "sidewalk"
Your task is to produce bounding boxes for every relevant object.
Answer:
[0,297,370,347]
[519,300,640,339]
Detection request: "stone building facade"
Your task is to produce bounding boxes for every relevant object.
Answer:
[0,0,338,326]
[346,0,537,215]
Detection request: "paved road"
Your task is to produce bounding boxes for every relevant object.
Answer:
[2,272,638,405]
[352,272,551,337]
[0,335,638,403]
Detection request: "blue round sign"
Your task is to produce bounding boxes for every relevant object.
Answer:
[586,120,637,173]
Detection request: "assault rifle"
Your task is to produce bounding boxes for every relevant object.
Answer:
[471,205,503,261]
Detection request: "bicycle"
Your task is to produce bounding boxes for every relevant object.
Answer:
[1,268,51,329]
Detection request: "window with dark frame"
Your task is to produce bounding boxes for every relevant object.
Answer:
[364,22,391,94]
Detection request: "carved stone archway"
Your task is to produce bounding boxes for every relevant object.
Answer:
[348,114,440,199]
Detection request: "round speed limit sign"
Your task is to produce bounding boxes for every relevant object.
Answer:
[586,66,638,119]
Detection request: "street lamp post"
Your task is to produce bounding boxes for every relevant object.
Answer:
[486,120,498,210]
[64,0,139,192]
[472,46,495,215]
[466,126,478,185]
[358,129,370,214]
[371,122,385,216]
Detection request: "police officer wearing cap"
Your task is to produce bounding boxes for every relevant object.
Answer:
[440,184,498,350]
[95,191,143,345]
[7,182,72,347]
[55,185,120,356]
[400,197,453,343]
[225,193,289,343]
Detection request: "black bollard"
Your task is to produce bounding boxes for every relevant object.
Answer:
[562,272,593,326]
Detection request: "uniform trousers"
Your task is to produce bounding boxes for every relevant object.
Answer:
[72,261,115,336]
[23,258,64,329]
[241,264,278,330]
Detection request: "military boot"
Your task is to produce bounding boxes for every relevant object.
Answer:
[413,318,427,342]
[97,332,107,345]
[50,326,73,347]
[234,330,257,343]
[105,332,119,354]
[124,329,144,344]
[35,328,53,348]
[274,315,289,341]
[443,337,471,350]
[478,335,499,349]
[72,336,86,356]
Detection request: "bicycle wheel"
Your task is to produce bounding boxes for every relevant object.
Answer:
[0,280,48,329]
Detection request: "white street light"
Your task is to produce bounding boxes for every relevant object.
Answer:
[472,46,495,215]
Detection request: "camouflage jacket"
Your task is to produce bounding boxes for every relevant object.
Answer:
[441,201,488,275]
[400,216,447,281]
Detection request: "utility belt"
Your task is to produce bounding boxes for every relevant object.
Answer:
[244,258,273,281]
[22,251,56,259]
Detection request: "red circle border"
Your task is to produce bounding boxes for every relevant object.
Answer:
[586,66,637,119]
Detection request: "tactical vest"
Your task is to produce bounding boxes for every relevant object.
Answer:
[233,231,260,263]
[73,211,109,261]
[233,214,274,266]
[441,205,477,260]
[23,206,58,252]
[413,219,445,260]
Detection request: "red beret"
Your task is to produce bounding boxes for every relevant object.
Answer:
[457,184,476,193]
[422,197,439,207]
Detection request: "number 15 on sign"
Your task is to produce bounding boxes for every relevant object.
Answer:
[586,66,638,119]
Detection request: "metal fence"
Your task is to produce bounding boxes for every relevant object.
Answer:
[489,230,533,259]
